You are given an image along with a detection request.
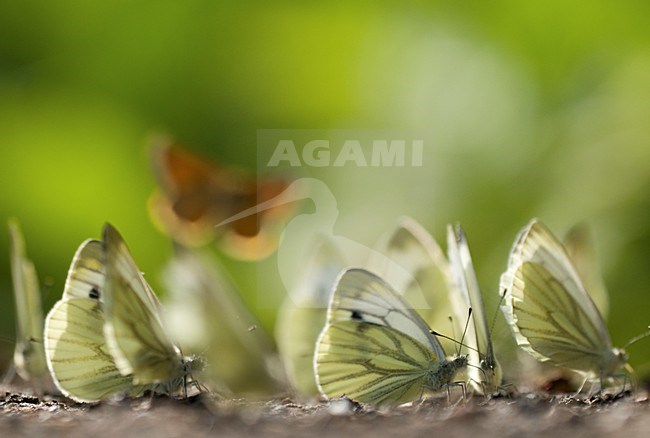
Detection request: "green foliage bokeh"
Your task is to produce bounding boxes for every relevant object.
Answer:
[1,1,649,379]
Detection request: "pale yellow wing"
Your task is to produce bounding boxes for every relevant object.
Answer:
[102,224,184,385]
[44,238,143,402]
[447,224,501,392]
[62,239,105,300]
[164,246,282,395]
[44,298,140,403]
[275,237,347,395]
[500,219,610,345]
[315,269,467,405]
[8,219,48,381]
[326,269,447,360]
[315,320,438,405]
[508,261,624,376]
[372,217,457,341]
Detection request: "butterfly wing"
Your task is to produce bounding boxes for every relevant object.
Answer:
[374,217,457,344]
[326,269,446,359]
[8,219,48,381]
[501,219,610,343]
[164,246,283,395]
[102,224,183,385]
[315,269,465,404]
[508,261,623,375]
[149,137,295,260]
[62,239,105,300]
[500,220,623,377]
[447,224,502,392]
[149,139,253,244]
[44,298,139,403]
[44,239,141,402]
[275,237,348,395]
[315,320,437,405]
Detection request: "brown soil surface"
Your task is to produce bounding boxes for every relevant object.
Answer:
[1,389,649,438]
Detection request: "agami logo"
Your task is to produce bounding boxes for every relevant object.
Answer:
[267,139,424,167]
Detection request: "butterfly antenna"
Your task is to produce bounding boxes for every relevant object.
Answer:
[623,326,650,349]
[448,315,458,343]
[485,289,507,351]
[467,363,488,381]
[458,307,472,356]
[429,330,481,354]
[434,308,475,356]
[447,315,459,355]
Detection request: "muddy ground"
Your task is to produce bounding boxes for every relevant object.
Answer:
[1,388,649,438]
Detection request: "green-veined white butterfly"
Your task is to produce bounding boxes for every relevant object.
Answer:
[279,217,456,397]
[275,236,348,396]
[44,224,201,403]
[275,217,434,397]
[314,268,467,405]
[524,222,613,390]
[7,219,49,383]
[376,218,501,394]
[162,245,284,396]
[499,219,628,390]
[373,217,458,353]
[446,224,502,394]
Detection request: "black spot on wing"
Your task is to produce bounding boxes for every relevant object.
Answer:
[351,310,363,321]
[89,287,101,300]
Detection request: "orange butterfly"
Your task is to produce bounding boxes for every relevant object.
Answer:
[148,136,296,260]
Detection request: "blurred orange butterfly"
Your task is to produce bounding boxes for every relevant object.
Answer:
[148,135,297,260]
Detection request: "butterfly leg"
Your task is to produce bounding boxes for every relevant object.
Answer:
[496,382,518,399]
[608,372,632,397]
[615,374,629,397]
[465,377,484,399]
[417,385,426,403]
[573,376,590,396]
[443,381,467,405]
[186,374,208,396]
[479,381,489,398]
[591,379,601,396]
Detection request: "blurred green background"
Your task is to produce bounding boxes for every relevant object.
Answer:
[1,1,649,380]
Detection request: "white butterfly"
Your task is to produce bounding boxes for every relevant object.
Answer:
[314,268,467,405]
[275,236,348,396]
[446,224,502,394]
[44,224,201,403]
[499,219,628,390]
[7,219,49,383]
[280,217,455,397]
[377,218,501,393]
[162,246,284,395]
[374,217,457,346]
